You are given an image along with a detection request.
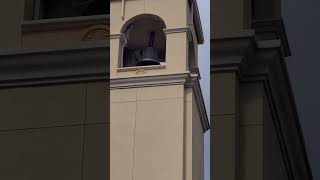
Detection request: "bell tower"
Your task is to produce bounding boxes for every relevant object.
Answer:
[110,0,209,180]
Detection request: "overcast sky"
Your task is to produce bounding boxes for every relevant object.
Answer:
[197,1,210,180]
[282,0,320,179]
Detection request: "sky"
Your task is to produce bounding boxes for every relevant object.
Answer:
[282,0,320,179]
[197,1,210,180]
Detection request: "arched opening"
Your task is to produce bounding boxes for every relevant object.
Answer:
[120,14,166,67]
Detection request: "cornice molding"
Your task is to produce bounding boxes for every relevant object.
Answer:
[163,27,189,34]
[22,15,109,32]
[212,29,255,40]
[252,18,291,57]
[111,72,210,132]
[188,0,204,44]
[186,74,210,132]
[211,30,256,62]
[110,33,122,39]
[111,27,191,39]
[0,42,109,88]
[110,73,190,89]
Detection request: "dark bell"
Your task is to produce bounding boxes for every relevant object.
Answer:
[135,31,161,66]
[136,47,160,66]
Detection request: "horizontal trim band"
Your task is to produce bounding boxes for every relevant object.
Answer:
[0,43,109,87]
[22,15,109,32]
[110,27,190,39]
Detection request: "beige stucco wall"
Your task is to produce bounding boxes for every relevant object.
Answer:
[111,85,185,180]
[192,98,204,180]
[111,85,204,180]
[184,88,204,180]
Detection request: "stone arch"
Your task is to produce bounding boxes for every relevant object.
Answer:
[119,14,167,67]
[82,24,109,41]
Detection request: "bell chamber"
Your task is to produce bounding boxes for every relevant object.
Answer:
[121,15,166,67]
[135,32,161,66]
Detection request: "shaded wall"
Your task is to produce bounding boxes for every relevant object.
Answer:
[0,81,108,180]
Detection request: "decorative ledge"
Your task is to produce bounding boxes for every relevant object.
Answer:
[111,26,191,39]
[212,29,255,40]
[163,27,189,34]
[117,64,166,72]
[111,73,189,89]
[252,18,291,57]
[111,72,210,132]
[0,41,109,87]
[22,14,109,32]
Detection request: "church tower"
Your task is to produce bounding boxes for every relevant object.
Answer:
[110,0,209,180]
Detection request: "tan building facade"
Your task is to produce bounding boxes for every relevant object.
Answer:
[110,0,209,180]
